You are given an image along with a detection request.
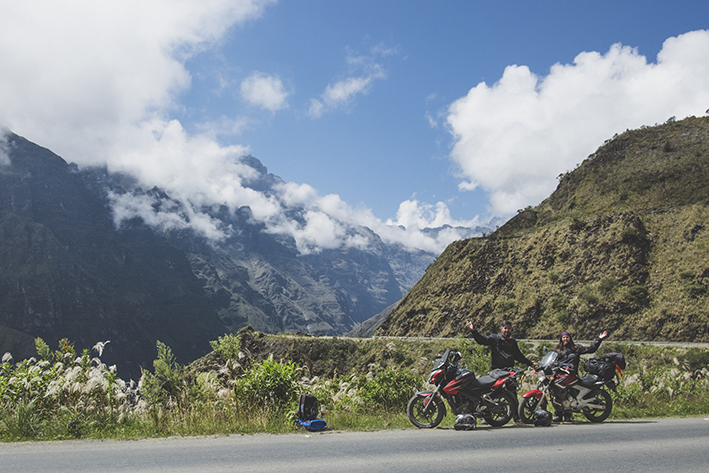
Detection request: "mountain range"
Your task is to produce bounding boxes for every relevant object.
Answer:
[0,132,484,377]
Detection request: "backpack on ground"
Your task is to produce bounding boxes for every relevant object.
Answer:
[298,393,319,421]
[297,393,327,431]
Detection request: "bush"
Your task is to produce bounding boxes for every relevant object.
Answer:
[358,368,423,412]
[684,284,706,299]
[577,285,599,305]
[624,285,650,308]
[209,333,241,361]
[140,341,185,409]
[234,356,300,411]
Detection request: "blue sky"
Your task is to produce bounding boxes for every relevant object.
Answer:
[2,1,709,253]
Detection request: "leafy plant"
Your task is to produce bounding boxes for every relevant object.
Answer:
[140,341,185,409]
[234,356,300,411]
[684,284,706,299]
[209,333,241,361]
[357,368,423,412]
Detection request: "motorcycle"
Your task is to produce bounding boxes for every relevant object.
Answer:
[407,348,524,428]
[518,350,621,423]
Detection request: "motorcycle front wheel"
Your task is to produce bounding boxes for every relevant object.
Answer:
[407,393,446,428]
[482,390,516,427]
[582,390,612,422]
[518,395,546,425]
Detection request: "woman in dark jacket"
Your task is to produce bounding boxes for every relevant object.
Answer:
[553,330,608,422]
[555,330,608,373]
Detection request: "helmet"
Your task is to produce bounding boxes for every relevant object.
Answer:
[454,413,476,430]
[533,409,552,427]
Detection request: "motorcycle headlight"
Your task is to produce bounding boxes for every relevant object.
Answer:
[537,371,546,381]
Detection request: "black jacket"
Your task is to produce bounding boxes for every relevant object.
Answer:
[556,338,603,373]
[470,331,534,370]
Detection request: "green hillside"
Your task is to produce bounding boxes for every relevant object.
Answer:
[378,116,709,342]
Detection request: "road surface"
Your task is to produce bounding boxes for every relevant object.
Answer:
[1,417,707,472]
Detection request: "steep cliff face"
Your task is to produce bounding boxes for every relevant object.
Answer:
[379,116,709,342]
[0,134,224,377]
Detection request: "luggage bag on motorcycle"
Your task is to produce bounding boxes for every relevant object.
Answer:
[604,352,626,370]
[584,358,616,380]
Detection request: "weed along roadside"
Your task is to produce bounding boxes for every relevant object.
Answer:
[2,327,709,441]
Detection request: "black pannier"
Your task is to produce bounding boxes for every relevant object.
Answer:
[584,358,617,381]
[603,352,626,370]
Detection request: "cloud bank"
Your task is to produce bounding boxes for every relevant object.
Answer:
[446,30,709,216]
[0,1,471,255]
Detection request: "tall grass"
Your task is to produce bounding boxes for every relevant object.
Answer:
[2,336,709,441]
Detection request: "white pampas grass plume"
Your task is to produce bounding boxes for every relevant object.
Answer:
[92,341,110,357]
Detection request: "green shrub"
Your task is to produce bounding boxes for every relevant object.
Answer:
[577,285,599,305]
[597,278,618,295]
[680,348,709,371]
[684,284,706,299]
[234,356,300,411]
[0,338,139,440]
[458,340,492,375]
[209,333,241,361]
[624,285,650,308]
[358,368,423,412]
[140,341,185,409]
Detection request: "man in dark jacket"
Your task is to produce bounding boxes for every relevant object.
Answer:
[465,320,535,370]
[465,320,536,422]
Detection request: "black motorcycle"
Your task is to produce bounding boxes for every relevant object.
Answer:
[407,348,524,428]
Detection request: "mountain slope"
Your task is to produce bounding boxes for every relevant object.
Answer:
[0,132,453,374]
[378,116,709,342]
[0,134,225,377]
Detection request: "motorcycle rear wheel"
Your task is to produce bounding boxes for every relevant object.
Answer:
[582,390,612,422]
[407,393,446,428]
[518,395,546,425]
[482,390,516,427]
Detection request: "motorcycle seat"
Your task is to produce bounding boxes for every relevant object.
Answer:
[469,375,496,389]
[488,369,511,379]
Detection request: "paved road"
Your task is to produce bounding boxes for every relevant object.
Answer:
[1,417,708,472]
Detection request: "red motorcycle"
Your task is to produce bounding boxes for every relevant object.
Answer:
[518,350,621,423]
[407,348,524,428]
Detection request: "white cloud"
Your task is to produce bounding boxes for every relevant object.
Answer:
[0,0,277,167]
[0,1,476,256]
[307,48,389,118]
[240,72,290,111]
[446,30,709,217]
